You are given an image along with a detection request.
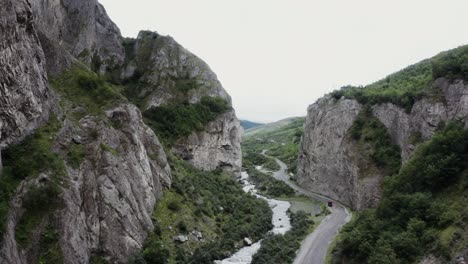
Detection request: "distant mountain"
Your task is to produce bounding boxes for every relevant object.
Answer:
[240,120,264,130]
[244,117,305,137]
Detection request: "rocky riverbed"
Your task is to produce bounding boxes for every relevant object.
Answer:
[215,171,292,264]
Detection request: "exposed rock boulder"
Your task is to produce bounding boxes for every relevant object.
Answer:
[172,110,242,176]
[0,0,52,148]
[30,0,125,73]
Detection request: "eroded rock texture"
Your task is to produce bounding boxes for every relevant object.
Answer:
[30,0,125,73]
[173,110,242,176]
[0,0,52,148]
[297,78,468,210]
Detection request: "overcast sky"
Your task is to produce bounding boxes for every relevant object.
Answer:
[100,0,468,123]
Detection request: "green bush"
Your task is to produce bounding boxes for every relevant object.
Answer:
[0,117,64,238]
[51,67,124,117]
[349,108,401,175]
[330,45,468,113]
[144,96,230,145]
[252,211,313,264]
[67,144,85,169]
[139,158,273,263]
[432,45,468,80]
[245,166,294,198]
[330,61,431,112]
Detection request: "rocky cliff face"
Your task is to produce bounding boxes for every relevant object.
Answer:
[56,104,171,263]
[0,0,242,263]
[173,110,242,175]
[0,105,171,263]
[373,78,468,161]
[297,97,371,209]
[123,31,242,174]
[30,0,125,74]
[297,78,468,210]
[0,0,52,148]
[122,31,231,109]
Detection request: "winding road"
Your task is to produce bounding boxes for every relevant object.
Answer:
[271,159,352,264]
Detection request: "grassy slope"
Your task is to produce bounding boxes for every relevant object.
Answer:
[330,44,468,112]
[243,117,305,175]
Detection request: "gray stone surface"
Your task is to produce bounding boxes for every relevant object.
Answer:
[0,0,52,148]
[0,105,171,264]
[373,78,468,161]
[57,104,171,263]
[0,0,242,262]
[123,31,231,109]
[172,110,242,176]
[30,0,125,73]
[297,97,368,209]
[298,78,468,210]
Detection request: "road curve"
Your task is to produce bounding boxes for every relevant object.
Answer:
[272,159,351,264]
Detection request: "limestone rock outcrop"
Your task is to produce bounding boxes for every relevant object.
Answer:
[373,78,468,161]
[57,104,170,263]
[173,110,242,175]
[0,0,52,148]
[0,105,171,263]
[0,0,242,262]
[122,31,231,109]
[123,31,242,173]
[297,78,468,210]
[30,0,125,73]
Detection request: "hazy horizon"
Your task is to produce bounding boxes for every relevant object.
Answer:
[100,0,468,123]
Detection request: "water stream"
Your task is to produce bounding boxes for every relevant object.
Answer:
[215,171,292,264]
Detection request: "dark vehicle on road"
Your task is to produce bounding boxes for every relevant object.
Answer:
[328,201,333,207]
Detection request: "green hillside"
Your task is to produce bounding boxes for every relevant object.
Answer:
[243,117,305,175]
[330,45,468,112]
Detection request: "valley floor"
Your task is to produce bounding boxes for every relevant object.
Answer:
[271,159,352,264]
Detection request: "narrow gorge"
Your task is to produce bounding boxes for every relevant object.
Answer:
[1,0,467,264]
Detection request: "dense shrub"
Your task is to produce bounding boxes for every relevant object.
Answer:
[144,96,230,144]
[330,45,468,113]
[252,211,313,264]
[432,45,468,80]
[51,67,124,117]
[333,122,468,264]
[0,118,64,238]
[138,158,273,263]
[330,61,432,112]
[350,108,401,175]
[244,166,295,197]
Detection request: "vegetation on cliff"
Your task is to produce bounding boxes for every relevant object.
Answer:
[0,116,65,262]
[330,45,468,112]
[144,96,231,145]
[131,157,273,264]
[349,108,402,176]
[331,122,468,264]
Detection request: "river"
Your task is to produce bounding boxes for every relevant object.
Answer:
[215,171,292,264]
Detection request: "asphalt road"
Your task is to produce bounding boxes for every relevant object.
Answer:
[271,159,351,264]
